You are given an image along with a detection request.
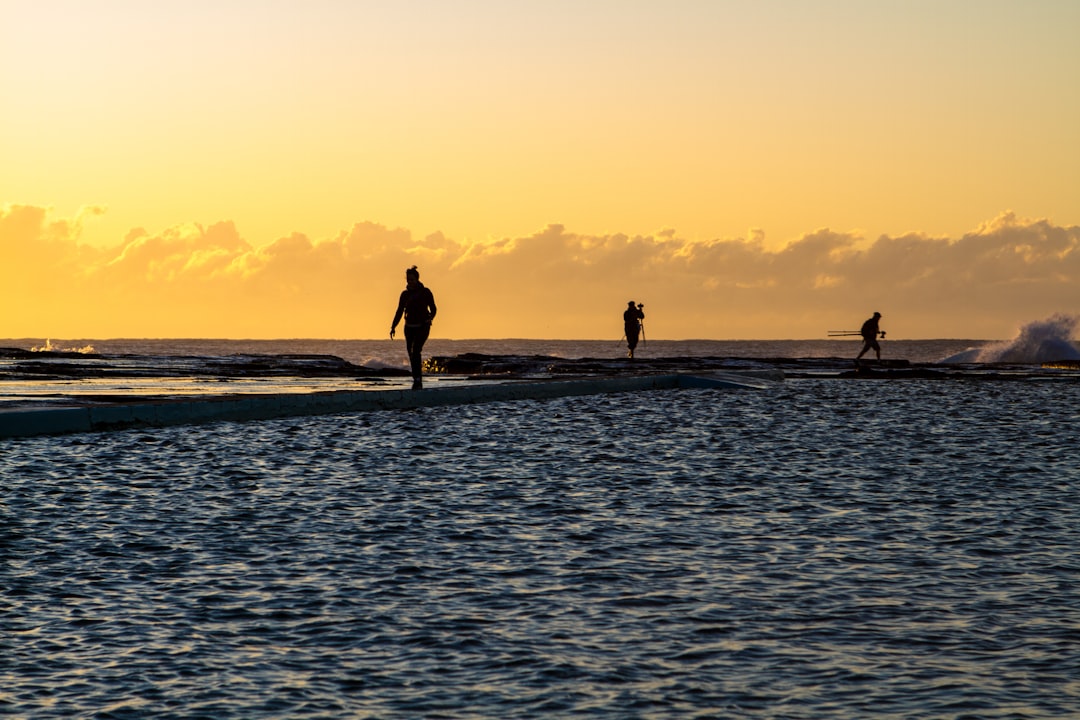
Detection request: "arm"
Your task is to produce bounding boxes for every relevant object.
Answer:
[390,293,406,338]
[427,290,437,323]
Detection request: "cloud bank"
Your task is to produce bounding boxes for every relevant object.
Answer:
[2,205,1077,340]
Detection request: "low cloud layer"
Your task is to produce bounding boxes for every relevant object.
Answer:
[2,205,1077,340]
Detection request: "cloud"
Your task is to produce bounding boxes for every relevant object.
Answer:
[1,204,1077,339]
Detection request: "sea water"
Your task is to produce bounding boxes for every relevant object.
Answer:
[3,369,1079,717]
[0,337,997,370]
[3,321,1080,718]
[8,313,1079,370]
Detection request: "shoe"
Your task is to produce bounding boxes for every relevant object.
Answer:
[411,380,423,390]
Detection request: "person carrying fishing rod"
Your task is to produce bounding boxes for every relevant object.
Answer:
[623,300,645,359]
[855,311,885,363]
[828,311,886,362]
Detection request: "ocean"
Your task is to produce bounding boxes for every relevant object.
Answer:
[3,330,1079,718]
[0,336,1020,370]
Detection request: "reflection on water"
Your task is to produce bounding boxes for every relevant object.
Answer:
[3,379,1079,718]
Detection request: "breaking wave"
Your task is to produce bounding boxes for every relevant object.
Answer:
[30,339,96,354]
[942,314,1080,363]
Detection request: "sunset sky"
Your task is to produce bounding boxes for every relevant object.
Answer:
[3,0,1078,340]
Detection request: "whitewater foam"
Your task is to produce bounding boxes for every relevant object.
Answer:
[30,339,96,354]
[942,314,1080,363]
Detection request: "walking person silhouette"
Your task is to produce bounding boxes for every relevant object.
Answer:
[390,266,437,390]
[855,311,885,363]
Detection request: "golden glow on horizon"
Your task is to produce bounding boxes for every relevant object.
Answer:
[2,1,1078,340]
[3,204,1078,340]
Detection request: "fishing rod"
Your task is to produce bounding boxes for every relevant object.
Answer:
[828,330,886,338]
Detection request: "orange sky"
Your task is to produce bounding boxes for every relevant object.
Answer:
[3,1,1079,340]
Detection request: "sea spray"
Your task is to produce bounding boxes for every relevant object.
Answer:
[957,314,1080,363]
[30,339,97,354]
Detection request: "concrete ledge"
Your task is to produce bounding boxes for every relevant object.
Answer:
[0,406,92,437]
[1,373,771,439]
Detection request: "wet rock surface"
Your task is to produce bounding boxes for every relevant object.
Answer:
[0,349,407,380]
[426,352,1077,381]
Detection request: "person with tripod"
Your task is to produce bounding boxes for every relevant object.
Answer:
[623,301,645,359]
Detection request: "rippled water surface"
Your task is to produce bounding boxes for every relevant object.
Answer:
[4,379,1080,718]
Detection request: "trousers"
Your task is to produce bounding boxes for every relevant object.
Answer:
[404,324,430,380]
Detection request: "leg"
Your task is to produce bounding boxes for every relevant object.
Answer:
[405,325,430,388]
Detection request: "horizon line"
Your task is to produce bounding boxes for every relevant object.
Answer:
[2,336,1003,344]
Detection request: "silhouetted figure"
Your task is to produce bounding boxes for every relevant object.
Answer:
[855,311,885,362]
[624,301,645,358]
[390,266,437,389]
